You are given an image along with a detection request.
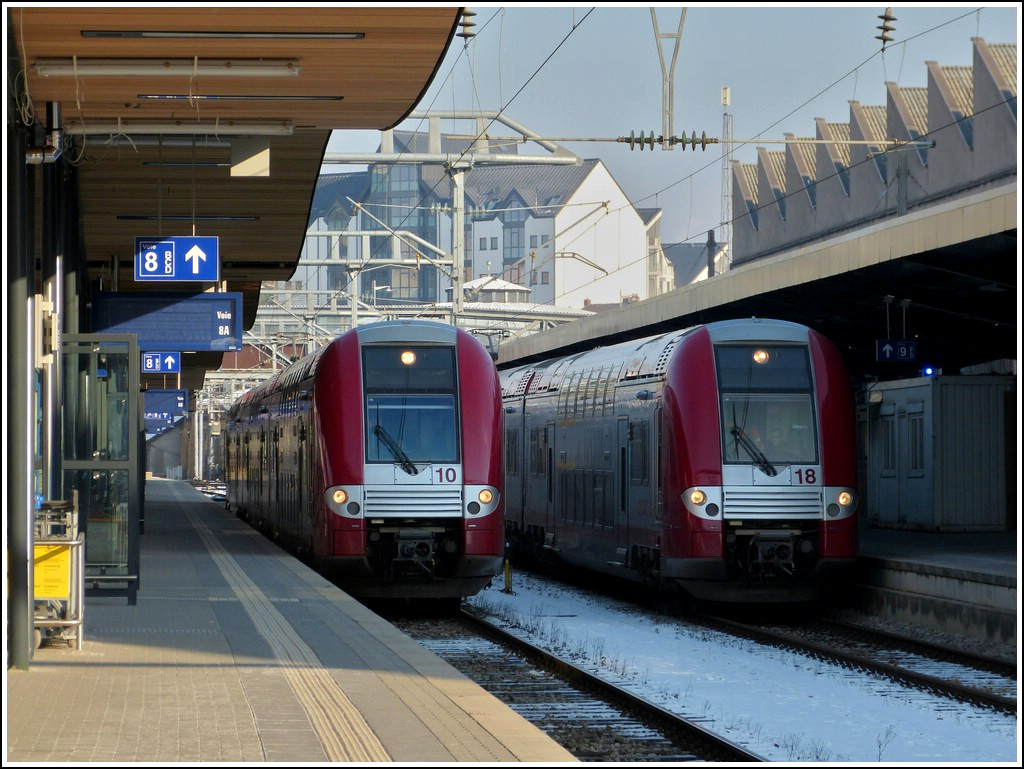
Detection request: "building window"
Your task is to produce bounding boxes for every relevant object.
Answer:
[506,263,525,285]
[531,269,538,285]
[479,237,487,251]
[541,271,549,285]
[541,234,550,245]
[530,235,538,248]
[503,226,524,263]
[490,237,498,250]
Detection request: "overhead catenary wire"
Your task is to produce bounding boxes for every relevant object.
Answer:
[302,8,595,320]
[264,7,1002,348]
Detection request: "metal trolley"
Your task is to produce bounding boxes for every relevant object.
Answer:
[33,494,85,650]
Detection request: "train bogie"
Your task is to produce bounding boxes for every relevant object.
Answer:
[225,319,505,601]
[501,318,859,604]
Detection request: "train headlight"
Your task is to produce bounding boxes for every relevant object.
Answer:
[326,486,361,517]
[400,350,416,366]
[465,485,499,516]
[683,486,722,520]
[825,487,857,519]
[752,349,770,365]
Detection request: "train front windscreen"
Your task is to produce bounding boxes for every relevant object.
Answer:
[362,345,460,466]
[716,344,819,470]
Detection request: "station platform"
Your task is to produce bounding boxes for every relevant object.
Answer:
[846,525,1018,647]
[5,479,578,764]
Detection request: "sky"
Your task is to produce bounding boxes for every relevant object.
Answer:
[323,4,1021,248]
[464,569,1019,764]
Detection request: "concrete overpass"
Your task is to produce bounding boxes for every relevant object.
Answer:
[496,183,1017,383]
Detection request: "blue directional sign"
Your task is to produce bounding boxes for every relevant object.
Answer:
[135,236,220,282]
[876,339,918,362]
[92,292,243,352]
[144,389,189,421]
[142,351,181,374]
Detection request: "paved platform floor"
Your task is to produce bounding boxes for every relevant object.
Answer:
[6,479,577,764]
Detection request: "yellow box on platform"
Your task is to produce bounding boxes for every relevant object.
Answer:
[33,544,71,600]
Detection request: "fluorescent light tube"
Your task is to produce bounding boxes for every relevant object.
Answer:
[65,121,294,136]
[31,58,301,78]
[82,30,364,40]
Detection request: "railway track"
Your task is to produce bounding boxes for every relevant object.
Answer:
[387,607,764,763]
[700,613,1017,715]
[504,562,1016,716]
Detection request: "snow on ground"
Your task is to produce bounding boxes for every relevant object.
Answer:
[466,571,1019,763]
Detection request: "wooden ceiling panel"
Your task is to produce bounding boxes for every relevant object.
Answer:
[11,6,461,388]
[12,7,461,130]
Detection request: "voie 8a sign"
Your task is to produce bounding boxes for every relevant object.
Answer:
[91,292,242,352]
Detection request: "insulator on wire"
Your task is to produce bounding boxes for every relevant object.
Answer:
[668,131,714,151]
[620,130,716,151]
[876,7,896,48]
[458,9,477,39]
[625,130,659,150]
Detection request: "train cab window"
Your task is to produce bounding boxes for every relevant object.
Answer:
[716,345,818,466]
[363,345,459,465]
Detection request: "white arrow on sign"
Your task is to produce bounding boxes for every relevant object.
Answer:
[882,343,893,357]
[184,244,207,274]
[164,355,177,368]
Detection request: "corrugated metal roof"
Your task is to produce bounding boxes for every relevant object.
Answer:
[766,150,787,192]
[742,164,759,203]
[463,159,599,214]
[900,86,929,135]
[824,122,851,166]
[635,207,662,224]
[793,138,816,178]
[663,243,707,285]
[988,43,1017,94]
[941,65,975,116]
[463,276,527,291]
[311,172,370,221]
[392,130,519,157]
[862,105,888,144]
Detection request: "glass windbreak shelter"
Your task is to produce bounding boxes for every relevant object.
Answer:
[61,334,143,603]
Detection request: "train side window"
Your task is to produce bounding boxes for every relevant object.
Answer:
[629,421,649,483]
[529,427,543,475]
[506,428,520,475]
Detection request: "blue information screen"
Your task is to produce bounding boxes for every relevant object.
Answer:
[144,389,189,420]
[92,292,243,352]
[144,389,189,434]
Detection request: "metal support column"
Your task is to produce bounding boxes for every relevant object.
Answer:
[451,167,465,323]
[8,119,35,669]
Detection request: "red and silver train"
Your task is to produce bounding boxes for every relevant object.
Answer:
[500,317,859,603]
[224,319,505,601]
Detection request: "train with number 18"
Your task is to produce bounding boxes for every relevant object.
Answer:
[499,317,859,603]
[224,319,505,601]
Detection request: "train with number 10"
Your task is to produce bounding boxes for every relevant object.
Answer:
[499,317,859,603]
[223,319,505,601]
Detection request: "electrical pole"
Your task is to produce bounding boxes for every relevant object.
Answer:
[719,87,733,270]
[651,8,687,151]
